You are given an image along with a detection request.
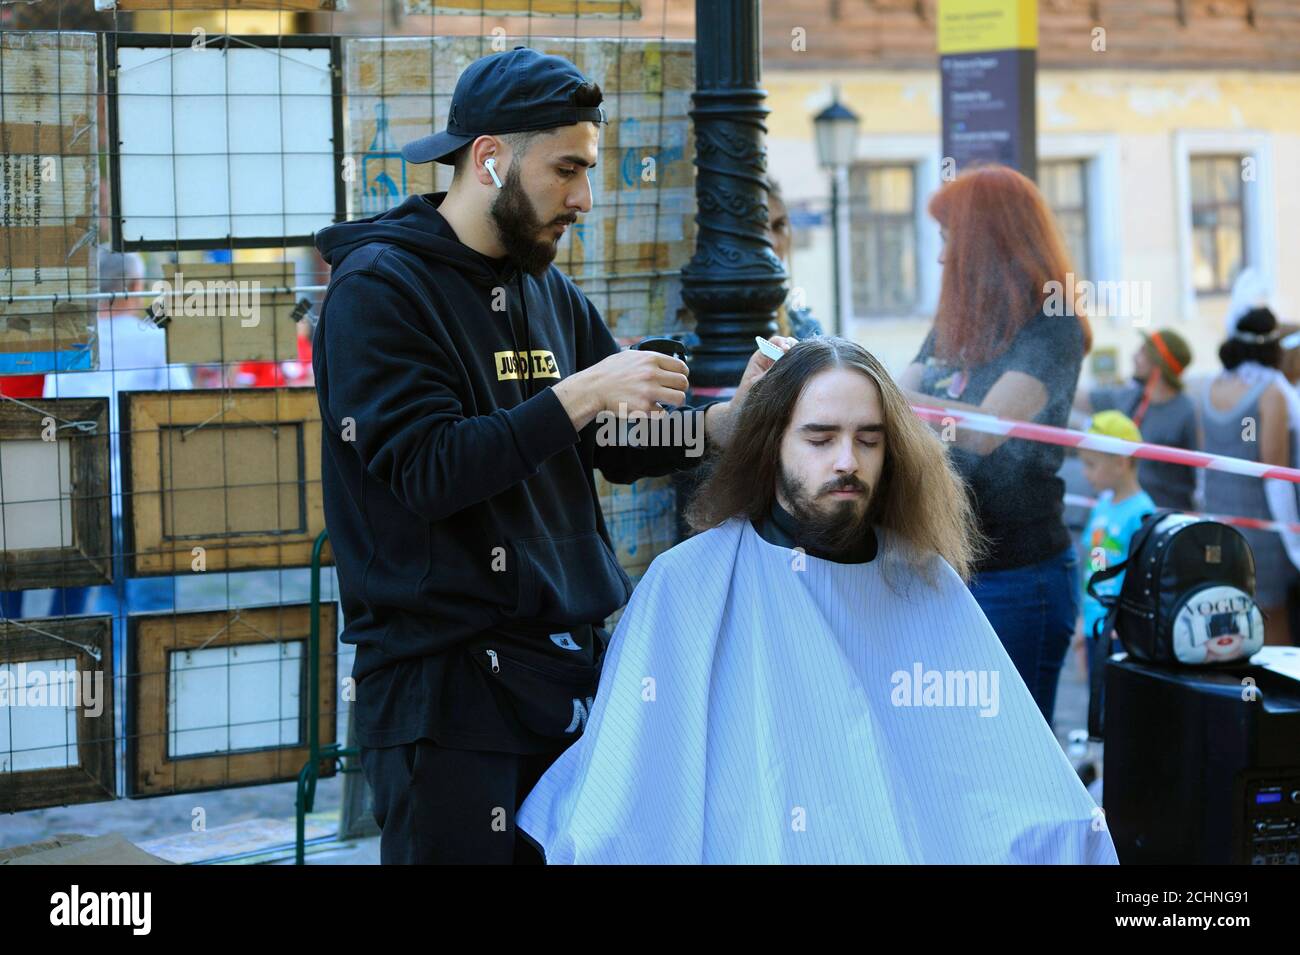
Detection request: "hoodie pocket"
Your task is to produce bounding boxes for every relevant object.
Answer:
[509,531,631,626]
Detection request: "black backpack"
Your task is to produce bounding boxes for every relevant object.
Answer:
[1084,507,1265,738]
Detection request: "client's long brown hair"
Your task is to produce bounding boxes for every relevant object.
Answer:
[685,337,986,586]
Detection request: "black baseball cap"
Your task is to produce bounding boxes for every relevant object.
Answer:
[401,46,607,166]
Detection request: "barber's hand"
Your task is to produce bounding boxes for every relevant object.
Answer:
[733,335,797,412]
[553,349,689,430]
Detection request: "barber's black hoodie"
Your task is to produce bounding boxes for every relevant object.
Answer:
[313,191,711,753]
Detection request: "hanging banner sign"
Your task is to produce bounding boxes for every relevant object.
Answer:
[938,0,1038,181]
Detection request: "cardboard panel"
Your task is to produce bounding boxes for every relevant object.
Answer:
[0,833,171,865]
[0,398,112,591]
[0,615,115,812]
[127,603,337,797]
[0,31,98,375]
[122,388,331,575]
[157,262,302,364]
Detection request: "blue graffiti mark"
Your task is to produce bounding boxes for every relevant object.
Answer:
[364,170,400,211]
[620,143,685,189]
[361,102,407,214]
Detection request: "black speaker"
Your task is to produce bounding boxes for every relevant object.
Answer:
[1102,647,1300,864]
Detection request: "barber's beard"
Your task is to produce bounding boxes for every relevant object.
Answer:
[488,163,575,278]
[777,466,873,557]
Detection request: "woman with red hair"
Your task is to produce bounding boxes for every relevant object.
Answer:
[897,163,1093,726]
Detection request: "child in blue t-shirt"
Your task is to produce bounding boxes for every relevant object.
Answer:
[1074,411,1157,672]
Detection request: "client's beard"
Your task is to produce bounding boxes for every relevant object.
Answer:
[777,466,874,557]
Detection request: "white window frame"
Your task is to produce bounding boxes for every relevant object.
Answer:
[1038,135,1122,323]
[847,135,942,322]
[1173,130,1277,323]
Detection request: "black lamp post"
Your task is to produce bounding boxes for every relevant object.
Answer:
[672,0,784,543]
[813,88,860,337]
[680,0,787,389]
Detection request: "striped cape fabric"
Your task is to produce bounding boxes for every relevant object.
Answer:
[518,517,1119,864]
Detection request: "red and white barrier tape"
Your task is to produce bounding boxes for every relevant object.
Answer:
[909,404,1300,485]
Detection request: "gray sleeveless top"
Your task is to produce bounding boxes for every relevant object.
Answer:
[1200,374,1300,606]
[1201,375,1274,520]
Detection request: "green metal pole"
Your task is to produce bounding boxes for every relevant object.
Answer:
[296,529,329,866]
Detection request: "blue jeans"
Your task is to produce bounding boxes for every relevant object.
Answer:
[967,544,1080,726]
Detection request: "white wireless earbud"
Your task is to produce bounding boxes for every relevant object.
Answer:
[484,157,504,189]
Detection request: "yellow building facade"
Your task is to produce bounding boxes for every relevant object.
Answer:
[765,66,1300,386]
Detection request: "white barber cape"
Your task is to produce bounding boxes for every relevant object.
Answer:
[518,517,1119,864]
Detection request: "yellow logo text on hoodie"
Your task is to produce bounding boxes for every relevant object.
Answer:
[495,349,560,381]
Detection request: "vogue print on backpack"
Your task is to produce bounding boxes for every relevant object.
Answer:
[1171,584,1263,665]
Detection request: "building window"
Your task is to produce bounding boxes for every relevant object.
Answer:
[1040,159,1091,280]
[848,163,918,317]
[1188,155,1246,295]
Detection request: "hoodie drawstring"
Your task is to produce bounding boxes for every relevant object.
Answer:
[499,268,533,401]
[517,271,534,400]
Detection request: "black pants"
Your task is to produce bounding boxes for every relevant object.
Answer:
[359,739,565,864]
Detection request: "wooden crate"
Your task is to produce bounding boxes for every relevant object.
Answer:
[0,397,112,591]
[127,602,337,798]
[0,615,115,812]
[157,261,302,364]
[121,388,332,576]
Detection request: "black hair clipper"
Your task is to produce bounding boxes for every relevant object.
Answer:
[634,336,690,362]
[633,337,690,410]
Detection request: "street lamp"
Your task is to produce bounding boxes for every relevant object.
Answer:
[813,88,860,337]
